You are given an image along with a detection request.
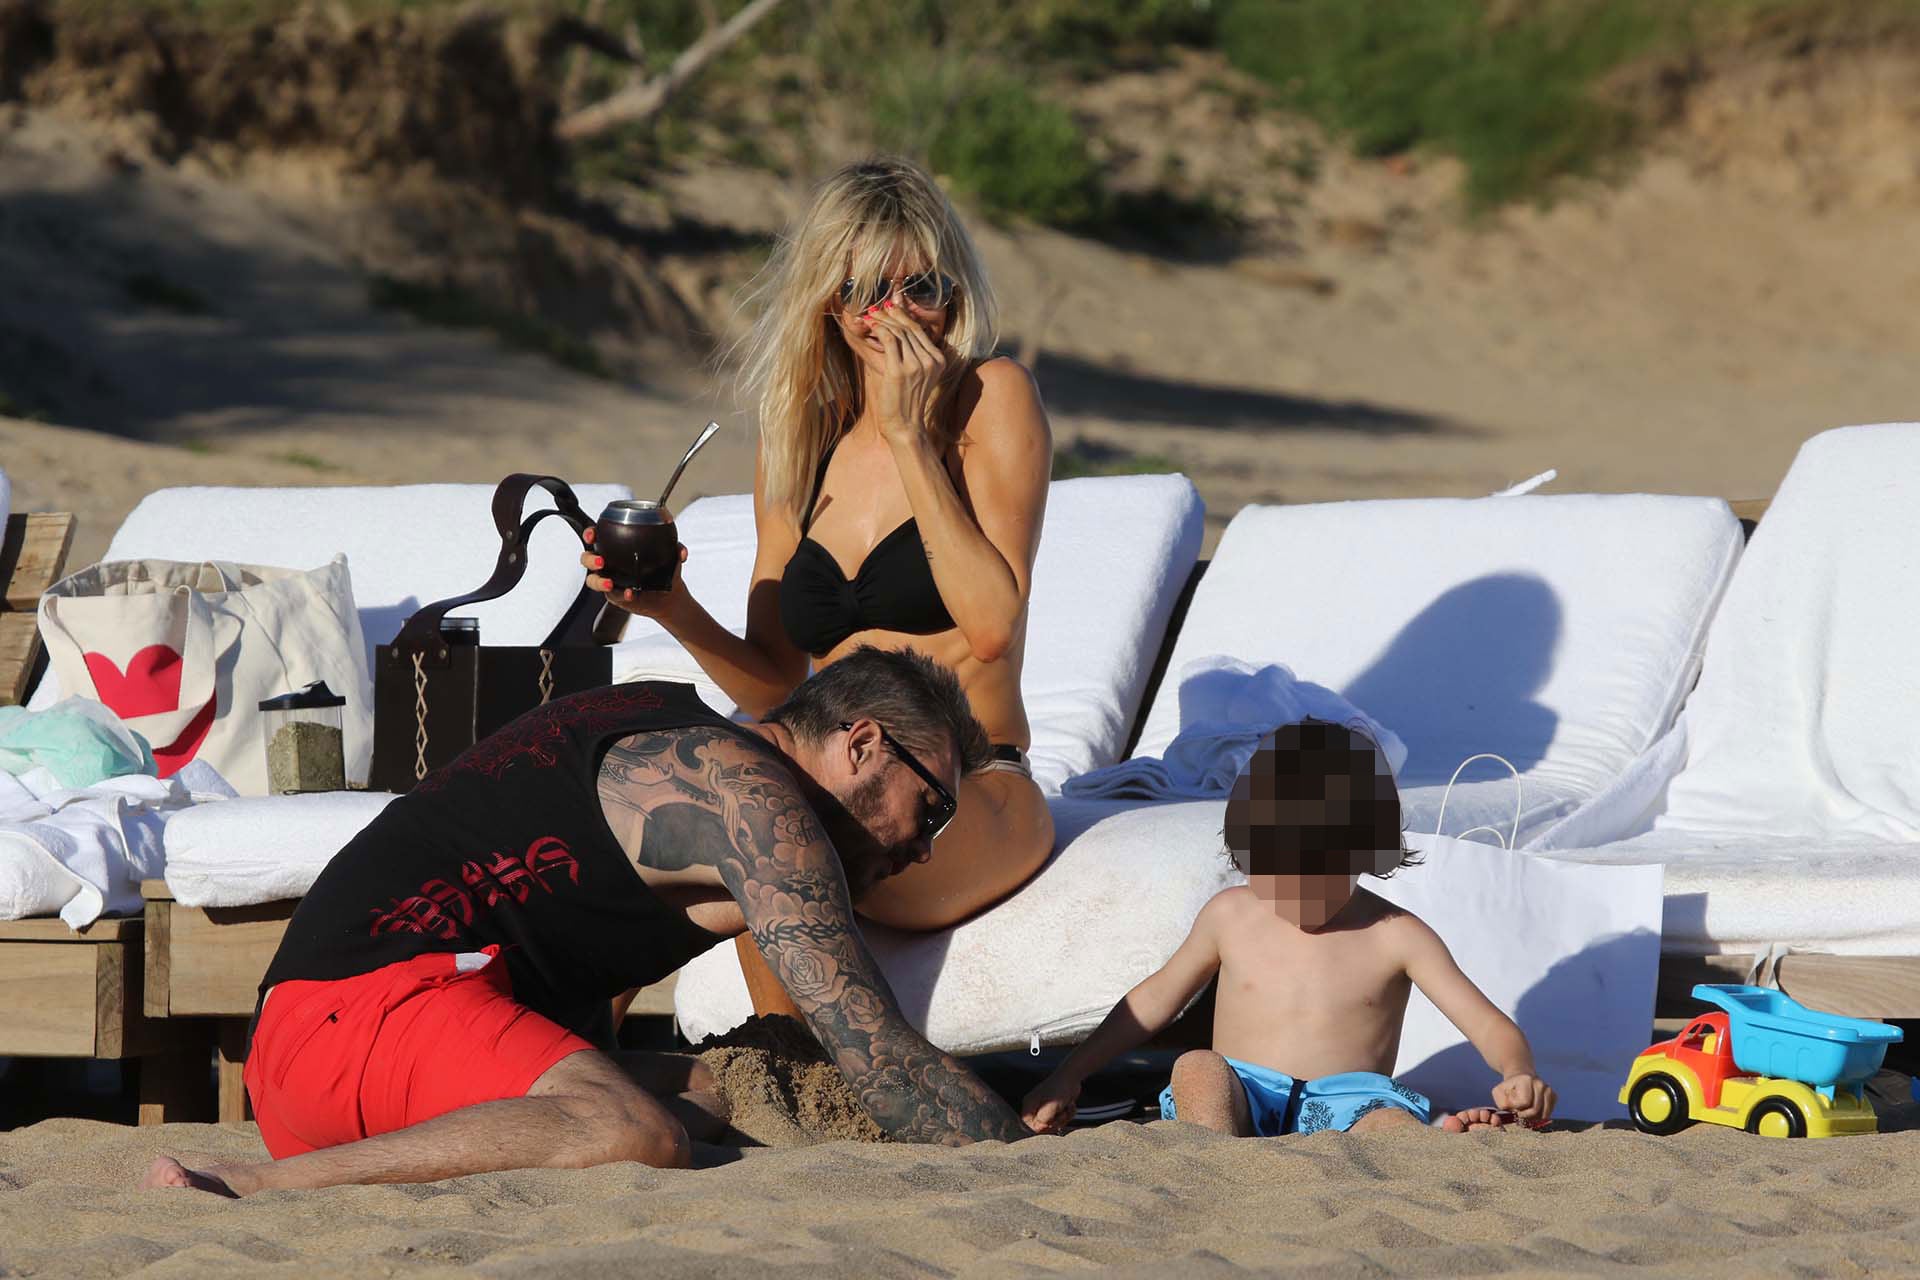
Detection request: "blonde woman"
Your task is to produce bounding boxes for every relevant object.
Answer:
[586,156,1055,1014]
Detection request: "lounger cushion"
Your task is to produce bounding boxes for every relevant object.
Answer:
[1537,425,1920,961]
[1649,424,1920,843]
[161,790,399,909]
[674,795,1242,1052]
[96,483,631,676]
[1131,494,1744,847]
[615,475,1206,794]
[1546,832,1920,957]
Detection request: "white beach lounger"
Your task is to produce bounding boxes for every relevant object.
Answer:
[614,474,1208,795]
[1536,424,1920,1013]
[31,482,632,700]
[158,474,1201,910]
[1135,492,1746,848]
[22,483,629,908]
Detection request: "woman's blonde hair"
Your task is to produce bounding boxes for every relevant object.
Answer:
[737,156,999,525]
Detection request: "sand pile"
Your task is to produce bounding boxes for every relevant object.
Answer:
[694,1015,888,1147]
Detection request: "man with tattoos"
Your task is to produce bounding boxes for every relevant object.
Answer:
[143,647,1029,1197]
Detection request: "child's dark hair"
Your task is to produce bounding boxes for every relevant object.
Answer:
[1221,718,1423,879]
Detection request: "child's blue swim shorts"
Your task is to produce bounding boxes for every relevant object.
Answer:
[1159,1057,1432,1135]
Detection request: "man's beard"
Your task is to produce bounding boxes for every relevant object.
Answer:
[817,771,912,898]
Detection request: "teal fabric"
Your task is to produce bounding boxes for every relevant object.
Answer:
[0,700,156,789]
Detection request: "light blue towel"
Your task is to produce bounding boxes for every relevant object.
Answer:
[0,699,156,789]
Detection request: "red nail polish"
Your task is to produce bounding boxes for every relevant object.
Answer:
[594,557,604,568]
[883,299,894,309]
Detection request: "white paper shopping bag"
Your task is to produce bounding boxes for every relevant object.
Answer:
[37,557,372,795]
[1365,829,1664,1122]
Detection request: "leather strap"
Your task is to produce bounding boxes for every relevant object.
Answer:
[391,475,600,666]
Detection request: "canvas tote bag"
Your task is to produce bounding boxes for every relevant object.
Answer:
[37,557,373,795]
[367,474,612,794]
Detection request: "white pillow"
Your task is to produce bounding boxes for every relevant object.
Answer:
[1132,494,1743,842]
[1654,424,1920,842]
[613,477,1205,794]
[103,483,631,672]
[675,795,1240,1052]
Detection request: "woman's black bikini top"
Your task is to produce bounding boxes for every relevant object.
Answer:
[779,438,956,657]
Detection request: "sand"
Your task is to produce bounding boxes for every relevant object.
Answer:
[1,1113,1917,1277]
[695,1015,887,1148]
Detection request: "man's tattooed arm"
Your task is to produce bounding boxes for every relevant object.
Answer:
[599,726,1029,1145]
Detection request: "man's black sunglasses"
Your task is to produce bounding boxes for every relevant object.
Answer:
[840,721,957,842]
[839,270,956,313]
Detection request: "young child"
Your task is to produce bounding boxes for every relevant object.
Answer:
[1023,719,1556,1137]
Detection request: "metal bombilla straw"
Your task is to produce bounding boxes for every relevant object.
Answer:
[658,420,723,508]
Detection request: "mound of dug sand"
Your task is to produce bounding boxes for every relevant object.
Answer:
[694,1015,888,1147]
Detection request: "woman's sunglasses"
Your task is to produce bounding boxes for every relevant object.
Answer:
[839,270,956,314]
[840,720,958,842]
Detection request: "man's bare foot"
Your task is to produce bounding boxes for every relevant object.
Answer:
[1434,1107,1514,1133]
[139,1156,240,1197]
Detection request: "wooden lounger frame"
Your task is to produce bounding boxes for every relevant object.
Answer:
[1,512,75,706]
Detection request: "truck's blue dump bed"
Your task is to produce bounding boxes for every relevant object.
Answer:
[1693,984,1903,1087]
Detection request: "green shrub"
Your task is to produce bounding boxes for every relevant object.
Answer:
[871,63,1105,229]
[1052,440,1179,480]
[1217,0,1665,209]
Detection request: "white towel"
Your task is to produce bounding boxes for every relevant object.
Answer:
[0,759,232,926]
[162,789,397,908]
[1062,656,1407,801]
[0,466,11,525]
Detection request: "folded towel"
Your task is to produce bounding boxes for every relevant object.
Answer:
[0,759,231,925]
[162,789,398,908]
[1062,656,1407,801]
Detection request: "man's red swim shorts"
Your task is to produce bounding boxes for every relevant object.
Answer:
[243,946,594,1159]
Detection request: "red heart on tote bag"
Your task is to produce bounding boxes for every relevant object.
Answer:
[83,644,219,775]
[84,645,184,717]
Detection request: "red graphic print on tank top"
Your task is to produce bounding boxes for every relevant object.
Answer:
[369,835,584,939]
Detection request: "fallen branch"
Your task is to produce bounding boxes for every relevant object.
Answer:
[556,0,785,142]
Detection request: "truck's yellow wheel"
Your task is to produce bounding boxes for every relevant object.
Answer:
[1745,1098,1807,1139]
[1628,1073,1693,1136]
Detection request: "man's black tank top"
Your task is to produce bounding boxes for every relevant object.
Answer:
[259,682,757,1036]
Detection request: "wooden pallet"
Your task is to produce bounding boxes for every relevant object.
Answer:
[0,915,215,1123]
[1,512,76,705]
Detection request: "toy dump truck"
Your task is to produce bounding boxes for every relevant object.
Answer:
[1621,984,1903,1138]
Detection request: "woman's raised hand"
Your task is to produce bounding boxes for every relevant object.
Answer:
[867,299,949,444]
[580,524,690,621]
